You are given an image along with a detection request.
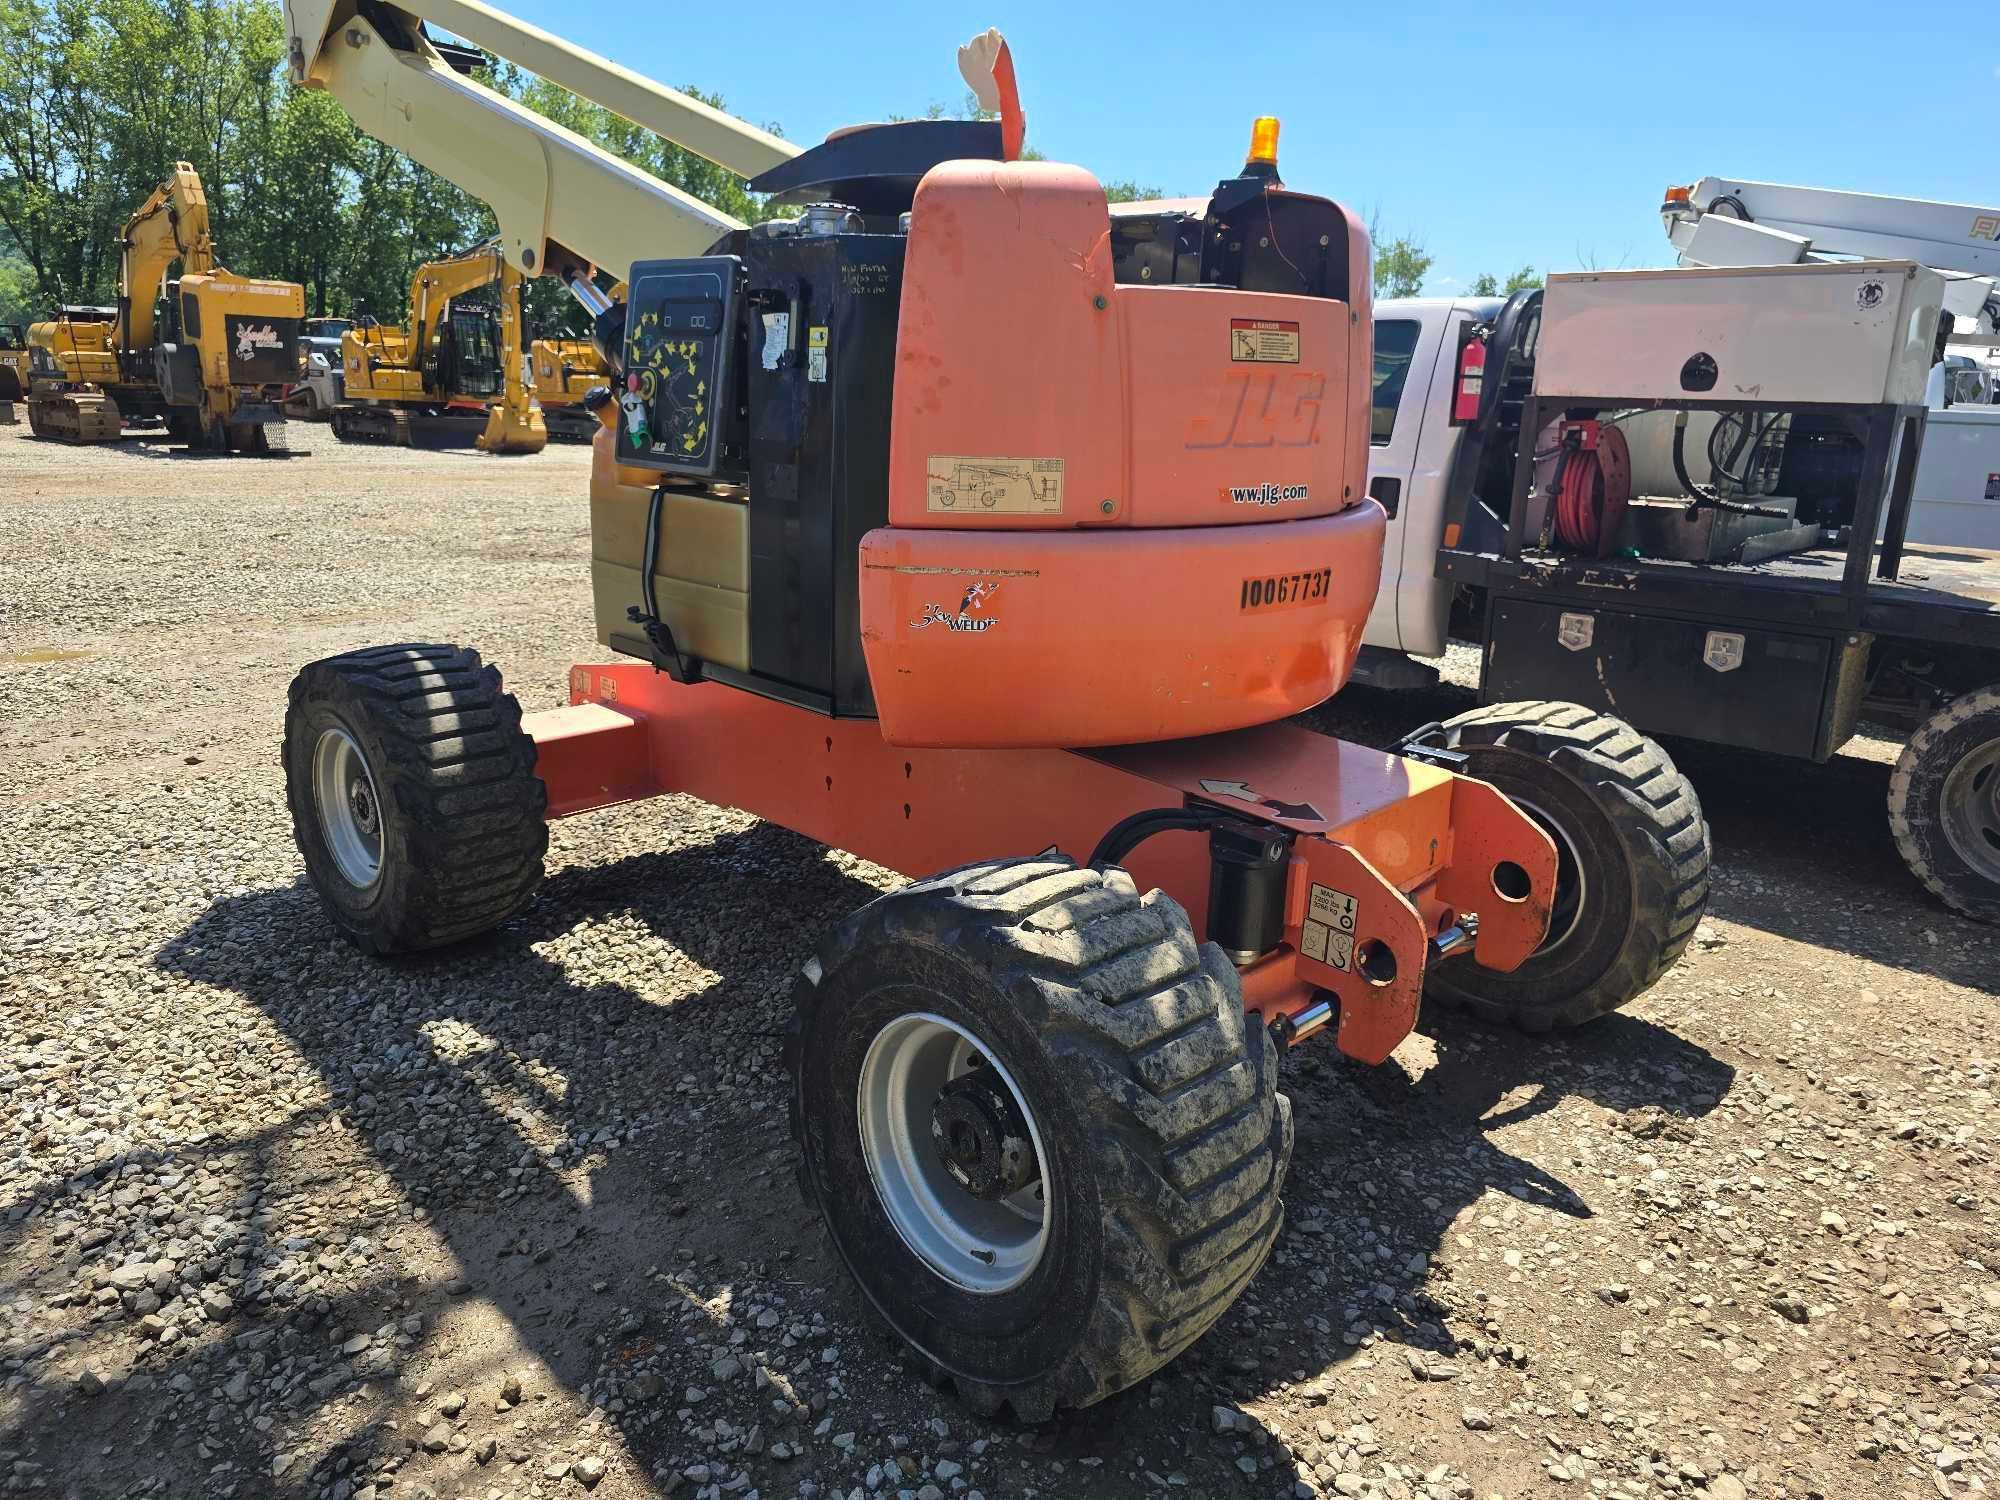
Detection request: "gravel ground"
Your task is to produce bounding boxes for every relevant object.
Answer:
[2,421,1995,1500]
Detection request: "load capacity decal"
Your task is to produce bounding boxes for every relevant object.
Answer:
[1239,567,1332,613]
[1300,882,1359,972]
[1230,318,1300,363]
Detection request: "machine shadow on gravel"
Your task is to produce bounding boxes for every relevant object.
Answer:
[1003,995,1735,1474]
[1235,1004,1730,1367]
[121,823,911,1489]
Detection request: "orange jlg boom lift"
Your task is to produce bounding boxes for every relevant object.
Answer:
[278,0,1700,1418]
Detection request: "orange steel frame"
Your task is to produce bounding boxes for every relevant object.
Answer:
[526,662,1557,1067]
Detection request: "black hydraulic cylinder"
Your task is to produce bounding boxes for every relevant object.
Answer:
[1207,821,1291,965]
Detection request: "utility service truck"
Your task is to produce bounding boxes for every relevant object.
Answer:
[1361,260,1999,929]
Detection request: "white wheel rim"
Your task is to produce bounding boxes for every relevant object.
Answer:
[1940,737,2000,886]
[856,1012,1050,1295]
[312,726,384,889]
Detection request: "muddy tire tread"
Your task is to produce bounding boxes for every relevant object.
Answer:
[284,643,547,953]
[1414,700,1710,1030]
[788,858,1292,1419]
[1888,683,2000,923]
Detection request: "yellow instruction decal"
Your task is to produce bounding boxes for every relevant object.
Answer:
[925,456,1065,515]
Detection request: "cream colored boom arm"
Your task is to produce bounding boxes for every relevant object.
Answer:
[283,0,799,284]
[119,162,215,356]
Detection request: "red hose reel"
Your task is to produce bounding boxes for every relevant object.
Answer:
[1549,419,1631,556]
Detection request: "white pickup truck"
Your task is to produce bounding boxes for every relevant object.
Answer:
[1360,295,1510,674]
[1360,289,2000,927]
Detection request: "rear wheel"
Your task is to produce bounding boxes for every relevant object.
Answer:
[788,858,1291,1419]
[283,643,547,953]
[1402,701,1709,1030]
[1890,684,2000,923]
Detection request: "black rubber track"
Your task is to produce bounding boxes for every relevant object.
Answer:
[1888,683,2000,923]
[283,643,547,954]
[1409,701,1710,1030]
[787,858,1293,1420]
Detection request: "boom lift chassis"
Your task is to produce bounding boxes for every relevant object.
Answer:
[534,663,1554,1065]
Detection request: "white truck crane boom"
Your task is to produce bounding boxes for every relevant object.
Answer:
[1663,177,2000,336]
[281,0,799,290]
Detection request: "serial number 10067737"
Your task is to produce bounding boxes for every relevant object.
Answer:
[1239,567,1332,613]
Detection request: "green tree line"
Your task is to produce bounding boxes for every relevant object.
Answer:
[0,0,1524,334]
[0,0,770,331]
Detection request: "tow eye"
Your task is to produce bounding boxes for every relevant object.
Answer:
[930,1067,1040,1200]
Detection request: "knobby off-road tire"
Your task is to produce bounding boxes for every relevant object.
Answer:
[1889,684,2000,923]
[787,858,1293,1420]
[1405,701,1710,1030]
[283,643,547,954]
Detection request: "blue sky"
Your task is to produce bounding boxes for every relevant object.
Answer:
[502,0,1997,293]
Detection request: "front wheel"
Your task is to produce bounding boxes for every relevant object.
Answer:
[1889,684,2000,923]
[283,643,547,953]
[1402,702,1710,1030]
[787,858,1291,1419]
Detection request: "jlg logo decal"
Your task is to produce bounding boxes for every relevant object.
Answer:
[1187,370,1324,450]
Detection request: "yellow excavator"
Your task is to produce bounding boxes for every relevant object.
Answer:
[25,306,164,441]
[332,239,545,451]
[26,162,304,449]
[0,323,29,402]
[527,332,607,441]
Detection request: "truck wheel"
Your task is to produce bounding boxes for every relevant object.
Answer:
[1889,684,2000,923]
[787,858,1292,1419]
[283,643,547,954]
[1403,702,1709,1030]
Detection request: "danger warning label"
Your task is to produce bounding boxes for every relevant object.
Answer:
[1230,318,1300,364]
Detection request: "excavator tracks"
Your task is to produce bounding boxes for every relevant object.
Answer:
[331,403,489,449]
[540,405,601,443]
[27,392,123,444]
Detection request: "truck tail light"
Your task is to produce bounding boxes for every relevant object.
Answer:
[1452,329,1486,425]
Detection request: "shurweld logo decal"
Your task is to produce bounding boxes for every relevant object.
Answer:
[1226,480,1311,508]
[912,580,1001,632]
[1854,280,1886,312]
[234,323,282,360]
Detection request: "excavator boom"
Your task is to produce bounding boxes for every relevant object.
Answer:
[282,0,799,283]
[118,162,214,356]
[408,240,505,359]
